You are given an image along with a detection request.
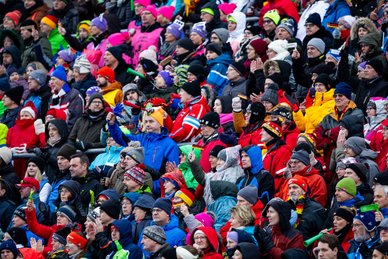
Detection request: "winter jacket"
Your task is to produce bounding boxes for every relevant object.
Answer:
[107,0,132,29]
[222,78,248,99]
[21,36,52,68]
[24,85,52,120]
[258,0,299,27]
[170,96,210,142]
[349,18,379,56]
[236,145,274,206]
[71,73,97,97]
[0,106,20,128]
[47,170,70,217]
[293,54,326,89]
[49,2,79,34]
[72,173,104,209]
[263,140,292,194]
[354,76,388,114]
[84,33,109,68]
[282,123,300,150]
[133,214,152,244]
[196,132,227,173]
[347,233,380,259]
[321,0,351,33]
[190,145,244,204]
[207,181,237,232]
[109,124,180,172]
[207,54,233,95]
[189,227,223,259]
[234,111,264,148]
[114,63,133,86]
[364,98,387,143]
[0,195,16,232]
[296,0,329,41]
[49,84,84,131]
[90,146,123,177]
[108,164,127,195]
[47,29,68,56]
[294,88,336,133]
[0,164,21,204]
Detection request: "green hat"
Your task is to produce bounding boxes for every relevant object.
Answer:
[201,7,215,16]
[179,145,201,160]
[336,178,356,197]
[263,9,281,25]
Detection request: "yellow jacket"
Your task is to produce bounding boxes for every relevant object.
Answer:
[293,89,335,133]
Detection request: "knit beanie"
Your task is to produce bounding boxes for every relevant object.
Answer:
[142,5,158,18]
[166,23,182,40]
[153,197,172,215]
[307,38,325,54]
[249,38,268,59]
[288,176,308,193]
[268,40,288,55]
[0,77,10,92]
[58,49,75,63]
[52,227,71,245]
[209,145,224,158]
[13,207,26,222]
[86,86,101,96]
[174,189,195,206]
[375,242,388,255]
[206,42,222,55]
[187,64,206,81]
[195,212,215,227]
[139,46,158,64]
[91,15,107,32]
[7,227,28,247]
[125,146,144,164]
[263,9,280,25]
[237,185,258,205]
[199,111,220,128]
[107,33,128,46]
[218,3,236,15]
[177,38,196,52]
[56,143,77,160]
[67,231,88,249]
[0,240,18,258]
[124,166,146,186]
[41,15,58,29]
[143,226,166,244]
[134,194,155,210]
[262,120,283,139]
[212,28,229,44]
[182,80,201,97]
[97,66,115,83]
[0,146,12,164]
[57,205,77,222]
[290,150,310,165]
[27,156,45,174]
[140,58,158,73]
[51,66,67,82]
[366,59,384,76]
[158,6,175,21]
[334,82,352,99]
[249,102,266,124]
[229,61,246,76]
[146,107,165,126]
[20,19,37,30]
[346,163,368,183]
[326,49,341,63]
[134,0,150,6]
[261,83,279,106]
[5,86,23,105]
[338,15,356,29]
[354,211,376,232]
[315,73,332,89]
[158,70,174,87]
[99,199,121,219]
[334,207,355,223]
[29,70,47,87]
[78,20,91,34]
[5,10,21,26]
[270,105,293,120]
[336,177,357,197]
[277,19,295,36]
[191,22,207,39]
[305,12,321,27]
[344,136,366,156]
[74,55,91,74]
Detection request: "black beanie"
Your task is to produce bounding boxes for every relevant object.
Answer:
[346,163,368,183]
[57,144,77,161]
[88,93,104,107]
[7,227,28,247]
[182,80,201,97]
[230,61,246,76]
[140,58,158,73]
[315,73,332,89]
[27,156,45,173]
[107,46,124,63]
[52,227,71,245]
[206,42,222,55]
[366,59,384,76]
[188,64,207,82]
[153,198,172,215]
[20,19,38,30]
[177,38,195,52]
[266,73,282,86]
[249,102,266,124]
[305,13,321,27]
[100,199,121,219]
[5,86,24,105]
[209,145,224,157]
[200,111,220,128]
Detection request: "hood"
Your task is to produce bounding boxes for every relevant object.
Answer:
[112,219,133,247]
[236,242,261,258]
[231,228,256,244]
[263,60,292,84]
[366,98,387,127]
[210,180,238,200]
[3,45,21,67]
[58,180,81,199]
[45,119,69,143]
[98,189,120,201]
[191,226,220,252]
[263,198,292,232]
[207,53,233,67]
[179,144,201,160]
[216,145,240,171]
[313,88,334,106]
[243,145,263,174]
[359,32,382,54]
[0,30,23,51]
[229,12,246,40]
[340,115,364,138]
[350,17,379,40]
[217,95,233,113]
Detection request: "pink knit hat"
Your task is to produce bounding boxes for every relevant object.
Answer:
[134,0,150,7]
[141,5,158,18]
[194,212,215,227]
[218,3,236,15]
[158,6,175,21]
[107,32,129,46]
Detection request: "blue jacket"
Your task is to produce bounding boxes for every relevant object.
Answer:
[347,232,380,259]
[207,53,233,95]
[109,123,180,172]
[322,0,351,33]
[89,146,123,177]
[109,219,143,259]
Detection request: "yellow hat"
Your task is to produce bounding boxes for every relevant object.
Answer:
[146,107,165,126]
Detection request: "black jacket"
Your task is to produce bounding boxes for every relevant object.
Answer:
[354,76,388,114]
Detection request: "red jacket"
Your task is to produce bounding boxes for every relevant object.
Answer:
[370,125,388,172]
[238,126,265,148]
[263,141,292,194]
[329,228,353,253]
[198,136,227,173]
[26,208,65,256]
[190,227,223,259]
[282,123,300,150]
[269,225,304,258]
[170,96,210,142]
[258,0,299,27]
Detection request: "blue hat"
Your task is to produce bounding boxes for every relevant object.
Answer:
[334,82,352,99]
[122,192,141,204]
[57,205,76,222]
[354,211,376,232]
[51,66,67,82]
[167,23,182,40]
[0,77,11,91]
[153,198,172,215]
[326,49,341,63]
[0,240,18,257]
[191,22,207,39]
[134,194,155,210]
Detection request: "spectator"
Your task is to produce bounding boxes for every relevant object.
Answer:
[104,46,132,85]
[39,15,68,56]
[25,69,51,120]
[326,207,355,253]
[71,55,96,97]
[321,0,351,33]
[313,234,348,259]
[222,61,248,99]
[190,226,223,259]
[132,194,154,244]
[0,178,16,232]
[96,66,123,108]
[374,184,388,218]
[65,231,88,258]
[1,86,23,128]
[141,225,170,257]
[232,242,261,258]
[49,0,79,34]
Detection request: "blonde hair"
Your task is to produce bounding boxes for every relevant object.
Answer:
[25,163,43,182]
[231,206,256,226]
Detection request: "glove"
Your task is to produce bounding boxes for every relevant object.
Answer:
[113,103,124,118]
[332,28,340,40]
[232,97,242,112]
[34,119,45,135]
[254,225,275,252]
[75,140,91,151]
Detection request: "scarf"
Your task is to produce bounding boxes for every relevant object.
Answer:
[288,195,305,228]
[47,136,62,147]
[15,118,34,129]
[160,41,178,58]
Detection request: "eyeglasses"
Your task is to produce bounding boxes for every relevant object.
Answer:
[305,23,314,28]
[263,19,272,24]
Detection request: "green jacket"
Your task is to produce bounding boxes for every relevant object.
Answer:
[49,29,69,56]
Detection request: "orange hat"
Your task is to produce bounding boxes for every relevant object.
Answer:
[41,15,58,29]
[97,66,115,83]
[145,107,165,126]
[5,10,21,26]
[67,231,87,249]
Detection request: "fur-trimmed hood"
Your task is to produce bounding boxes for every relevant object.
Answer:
[350,17,378,40]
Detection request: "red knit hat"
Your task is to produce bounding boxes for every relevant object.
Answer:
[249,38,269,62]
[5,10,21,26]
[97,66,115,83]
[262,120,283,138]
[67,231,87,249]
[288,175,308,193]
[46,108,67,122]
